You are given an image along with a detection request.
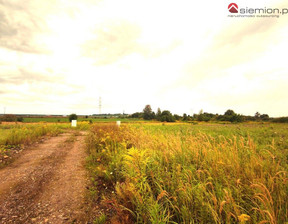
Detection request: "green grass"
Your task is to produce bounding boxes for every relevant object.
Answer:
[0,129,10,143]
[22,117,69,122]
[86,123,288,223]
[0,122,93,145]
[0,123,64,166]
[0,123,65,145]
[21,117,145,123]
[0,122,91,167]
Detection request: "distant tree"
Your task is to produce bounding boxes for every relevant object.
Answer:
[255,112,261,120]
[183,113,188,121]
[230,114,244,123]
[69,113,78,122]
[197,113,204,121]
[151,112,156,119]
[218,110,243,123]
[0,114,17,122]
[197,112,215,122]
[187,115,193,121]
[143,105,154,120]
[17,117,24,122]
[242,115,256,121]
[174,114,181,121]
[224,109,236,116]
[272,117,288,123]
[131,112,143,118]
[255,112,260,118]
[156,108,162,121]
[260,114,269,121]
[231,111,243,122]
[196,109,216,122]
[160,110,175,122]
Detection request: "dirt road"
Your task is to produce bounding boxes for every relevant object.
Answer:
[0,131,91,224]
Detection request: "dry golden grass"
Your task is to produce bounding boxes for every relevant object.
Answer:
[86,123,288,223]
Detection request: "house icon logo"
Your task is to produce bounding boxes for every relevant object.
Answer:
[228,3,238,13]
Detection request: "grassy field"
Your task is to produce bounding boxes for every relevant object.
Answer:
[0,122,93,145]
[21,117,144,123]
[0,123,64,165]
[1,121,287,223]
[0,124,63,145]
[86,123,288,223]
[0,122,90,165]
[0,129,10,143]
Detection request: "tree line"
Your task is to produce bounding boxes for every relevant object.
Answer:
[1,106,287,123]
[129,105,288,123]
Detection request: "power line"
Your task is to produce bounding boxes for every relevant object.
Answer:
[99,97,102,114]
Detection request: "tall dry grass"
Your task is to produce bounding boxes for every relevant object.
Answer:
[86,124,288,223]
[0,124,62,145]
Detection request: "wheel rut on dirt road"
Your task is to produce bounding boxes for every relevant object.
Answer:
[0,131,90,224]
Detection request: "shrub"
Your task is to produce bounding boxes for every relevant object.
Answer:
[68,113,78,122]
[0,114,17,122]
[16,117,24,122]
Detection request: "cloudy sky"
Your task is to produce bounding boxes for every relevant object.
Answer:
[1,0,288,116]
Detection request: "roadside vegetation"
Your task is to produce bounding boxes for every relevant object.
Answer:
[86,123,288,223]
[0,122,90,167]
[0,123,62,166]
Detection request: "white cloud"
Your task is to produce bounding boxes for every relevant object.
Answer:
[0,0,287,116]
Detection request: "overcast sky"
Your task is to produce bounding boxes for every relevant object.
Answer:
[1,0,288,116]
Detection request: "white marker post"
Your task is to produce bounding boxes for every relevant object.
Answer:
[116,121,121,127]
[71,120,77,127]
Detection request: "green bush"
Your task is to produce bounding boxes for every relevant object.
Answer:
[68,113,78,122]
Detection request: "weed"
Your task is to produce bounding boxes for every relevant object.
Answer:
[86,123,288,223]
[93,213,107,224]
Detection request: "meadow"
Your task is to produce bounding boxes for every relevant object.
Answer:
[21,117,144,123]
[86,123,288,223]
[0,122,90,165]
[1,121,287,223]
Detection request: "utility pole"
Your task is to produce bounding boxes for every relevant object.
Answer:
[99,97,102,115]
[4,107,6,115]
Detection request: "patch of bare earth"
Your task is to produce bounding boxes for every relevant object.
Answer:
[0,131,92,223]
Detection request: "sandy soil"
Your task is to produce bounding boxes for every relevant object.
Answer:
[0,131,91,224]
